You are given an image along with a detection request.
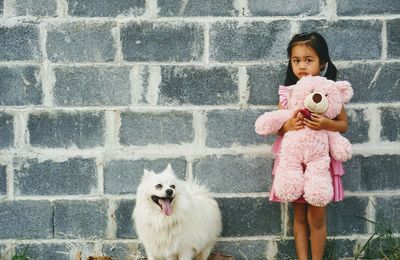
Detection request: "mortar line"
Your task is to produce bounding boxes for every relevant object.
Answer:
[381,20,388,60]
[1,59,399,67]
[4,14,400,23]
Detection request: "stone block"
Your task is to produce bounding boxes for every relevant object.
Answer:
[114,199,136,239]
[47,22,116,62]
[102,242,141,260]
[375,196,400,233]
[28,112,105,148]
[338,63,400,103]
[357,155,400,191]
[13,0,57,17]
[54,200,108,239]
[327,197,369,235]
[276,238,356,259]
[247,63,286,105]
[206,109,275,148]
[119,111,194,146]
[210,21,291,62]
[0,23,40,61]
[0,113,13,148]
[248,0,323,16]
[299,20,382,60]
[337,0,400,15]
[387,19,400,59]
[344,108,370,144]
[14,157,97,196]
[380,107,400,142]
[159,66,239,105]
[342,155,363,192]
[121,22,203,62]
[104,158,186,195]
[67,0,145,17]
[192,155,273,193]
[0,200,53,239]
[158,0,237,16]
[217,197,281,236]
[0,164,6,195]
[0,66,42,106]
[53,66,131,106]
[213,240,267,259]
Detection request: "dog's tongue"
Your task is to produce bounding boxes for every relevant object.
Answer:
[159,198,172,216]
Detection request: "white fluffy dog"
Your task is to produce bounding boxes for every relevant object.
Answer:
[133,164,222,260]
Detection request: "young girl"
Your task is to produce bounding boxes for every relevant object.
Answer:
[271,32,349,260]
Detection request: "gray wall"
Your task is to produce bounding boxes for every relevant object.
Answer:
[0,0,399,259]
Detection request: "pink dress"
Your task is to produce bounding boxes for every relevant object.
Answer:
[269,86,345,204]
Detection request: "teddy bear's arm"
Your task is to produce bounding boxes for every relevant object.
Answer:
[327,131,352,162]
[255,110,293,136]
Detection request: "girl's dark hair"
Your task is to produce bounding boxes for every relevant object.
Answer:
[284,32,337,86]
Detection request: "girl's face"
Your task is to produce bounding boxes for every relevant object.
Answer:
[290,43,324,79]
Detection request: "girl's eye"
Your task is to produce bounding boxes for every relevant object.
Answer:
[170,185,175,189]
[155,184,162,189]
[306,59,313,63]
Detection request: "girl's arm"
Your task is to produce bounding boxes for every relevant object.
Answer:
[303,106,349,133]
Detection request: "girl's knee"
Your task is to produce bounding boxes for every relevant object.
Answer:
[308,214,326,229]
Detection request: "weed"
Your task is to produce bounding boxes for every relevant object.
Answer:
[11,243,30,260]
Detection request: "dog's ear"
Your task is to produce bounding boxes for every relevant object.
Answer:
[143,169,152,180]
[166,163,173,171]
[164,164,176,177]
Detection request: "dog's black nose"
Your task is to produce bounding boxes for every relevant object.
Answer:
[166,189,173,196]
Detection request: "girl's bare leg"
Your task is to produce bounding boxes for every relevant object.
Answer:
[308,205,327,260]
[292,203,309,260]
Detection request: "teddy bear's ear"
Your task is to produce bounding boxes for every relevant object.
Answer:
[335,81,353,104]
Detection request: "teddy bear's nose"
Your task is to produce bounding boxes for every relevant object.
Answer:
[312,93,322,103]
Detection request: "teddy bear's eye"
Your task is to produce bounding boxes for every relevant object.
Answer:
[325,94,328,97]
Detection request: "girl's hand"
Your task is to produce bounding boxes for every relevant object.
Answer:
[303,113,332,130]
[282,110,304,132]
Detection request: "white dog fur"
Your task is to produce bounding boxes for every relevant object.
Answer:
[133,164,222,260]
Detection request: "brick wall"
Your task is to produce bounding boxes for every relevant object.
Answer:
[0,0,399,259]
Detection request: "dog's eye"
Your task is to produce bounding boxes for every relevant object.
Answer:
[170,185,175,189]
[155,184,162,189]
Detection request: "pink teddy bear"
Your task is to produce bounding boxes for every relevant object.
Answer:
[255,76,353,207]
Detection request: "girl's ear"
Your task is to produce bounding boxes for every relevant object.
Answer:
[335,81,353,103]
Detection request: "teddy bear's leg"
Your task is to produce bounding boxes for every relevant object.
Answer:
[303,156,333,207]
[273,159,304,202]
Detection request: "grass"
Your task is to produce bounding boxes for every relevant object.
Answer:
[11,243,30,260]
[354,219,400,259]
[276,200,400,259]
[353,201,400,259]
